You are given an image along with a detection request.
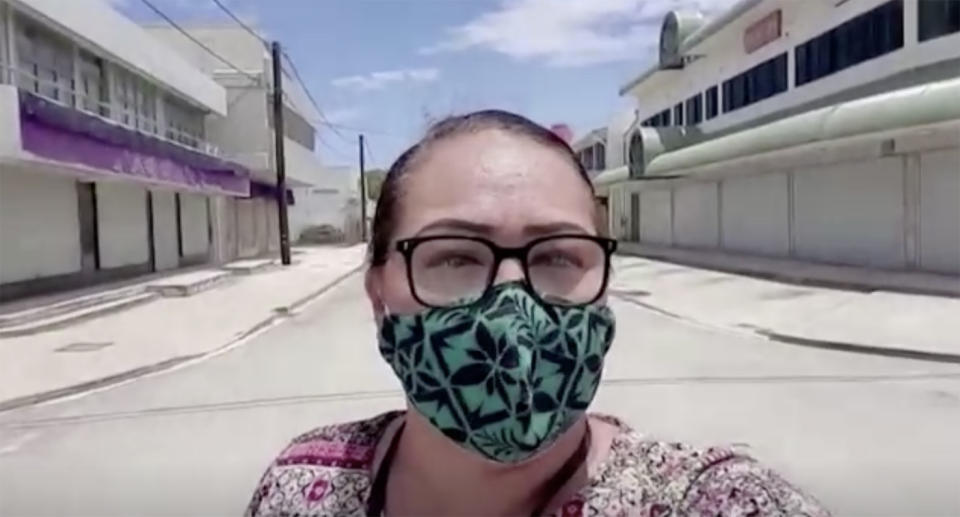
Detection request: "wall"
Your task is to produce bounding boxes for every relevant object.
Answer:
[206,87,271,174]
[0,166,81,283]
[919,149,960,274]
[793,158,905,269]
[96,181,149,269]
[608,144,959,276]
[720,172,790,256]
[151,189,178,271]
[179,192,209,257]
[673,181,719,248]
[638,189,672,245]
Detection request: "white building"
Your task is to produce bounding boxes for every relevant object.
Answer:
[0,0,250,301]
[143,24,350,258]
[571,128,607,178]
[595,0,960,276]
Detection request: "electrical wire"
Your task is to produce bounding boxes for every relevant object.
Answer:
[206,0,351,143]
[139,0,262,86]
[210,0,267,47]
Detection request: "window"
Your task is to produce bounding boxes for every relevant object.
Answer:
[660,109,671,127]
[795,0,903,86]
[705,86,718,120]
[685,94,703,125]
[582,146,594,171]
[14,19,73,104]
[595,143,606,170]
[77,51,108,116]
[722,52,787,113]
[919,0,960,42]
[673,102,683,126]
[164,97,205,149]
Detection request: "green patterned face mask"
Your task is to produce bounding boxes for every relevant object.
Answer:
[378,281,615,463]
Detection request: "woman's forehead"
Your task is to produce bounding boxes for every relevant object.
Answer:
[397,130,596,238]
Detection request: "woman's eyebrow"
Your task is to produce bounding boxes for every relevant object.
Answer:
[415,219,496,236]
[523,222,590,236]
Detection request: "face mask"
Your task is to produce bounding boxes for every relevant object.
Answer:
[378,281,615,463]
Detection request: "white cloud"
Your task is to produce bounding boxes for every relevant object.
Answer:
[323,107,362,124]
[331,68,441,91]
[421,0,739,67]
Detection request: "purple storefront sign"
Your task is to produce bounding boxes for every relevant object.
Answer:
[18,92,250,196]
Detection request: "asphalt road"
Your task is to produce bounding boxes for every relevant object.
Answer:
[1,274,959,516]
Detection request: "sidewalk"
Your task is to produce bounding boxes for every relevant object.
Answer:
[0,245,366,410]
[610,254,960,362]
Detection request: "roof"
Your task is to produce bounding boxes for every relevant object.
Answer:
[618,0,763,96]
[572,128,608,151]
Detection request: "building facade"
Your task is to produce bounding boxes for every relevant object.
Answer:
[144,25,350,260]
[594,0,960,276]
[0,0,251,301]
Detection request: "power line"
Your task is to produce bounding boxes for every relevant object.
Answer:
[210,0,267,46]
[280,50,349,142]
[206,0,349,143]
[139,0,262,86]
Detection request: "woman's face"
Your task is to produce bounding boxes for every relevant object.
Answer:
[366,129,599,318]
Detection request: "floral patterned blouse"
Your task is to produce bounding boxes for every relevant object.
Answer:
[246,411,829,516]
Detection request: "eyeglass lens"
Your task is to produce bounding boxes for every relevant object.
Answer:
[408,237,608,307]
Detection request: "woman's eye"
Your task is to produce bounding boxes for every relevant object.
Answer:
[428,254,483,268]
[531,253,580,267]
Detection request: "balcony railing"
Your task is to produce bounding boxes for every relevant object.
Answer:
[1,65,220,157]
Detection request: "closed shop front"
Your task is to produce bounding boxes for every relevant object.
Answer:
[96,181,150,271]
[0,166,82,285]
[151,190,179,271]
[179,192,210,263]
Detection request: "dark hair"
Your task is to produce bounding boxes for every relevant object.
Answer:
[368,109,596,266]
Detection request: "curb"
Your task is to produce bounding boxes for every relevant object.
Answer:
[0,265,364,414]
[617,246,960,298]
[612,293,960,365]
[754,329,960,365]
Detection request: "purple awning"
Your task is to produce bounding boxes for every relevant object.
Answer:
[18,91,250,197]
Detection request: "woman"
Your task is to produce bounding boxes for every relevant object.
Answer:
[246,110,828,516]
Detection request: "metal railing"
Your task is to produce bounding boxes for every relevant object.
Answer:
[1,65,220,157]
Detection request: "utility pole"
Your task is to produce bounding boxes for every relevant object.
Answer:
[359,134,367,242]
[271,41,291,265]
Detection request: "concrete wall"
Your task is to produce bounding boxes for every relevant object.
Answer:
[96,181,150,269]
[919,149,960,274]
[0,166,81,283]
[720,172,790,256]
[793,159,905,269]
[179,193,209,257]
[638,189,672,245]
[151,190,179,271]
[608,145,960,276]
[673,181,719,248]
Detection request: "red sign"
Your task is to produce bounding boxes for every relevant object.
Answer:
[744,10,782,54]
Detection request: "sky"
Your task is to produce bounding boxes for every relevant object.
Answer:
[112,0,739,169]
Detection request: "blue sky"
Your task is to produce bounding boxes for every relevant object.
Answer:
[113,0,736,169]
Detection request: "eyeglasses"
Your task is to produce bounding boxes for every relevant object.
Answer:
[395,234,618,308]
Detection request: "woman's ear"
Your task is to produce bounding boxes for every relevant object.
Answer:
[365,267,385,321]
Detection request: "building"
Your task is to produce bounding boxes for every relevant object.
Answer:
[0,0,251,301]
[595,0,960,275]
[572,128,607,178]
[143,24,346,260]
